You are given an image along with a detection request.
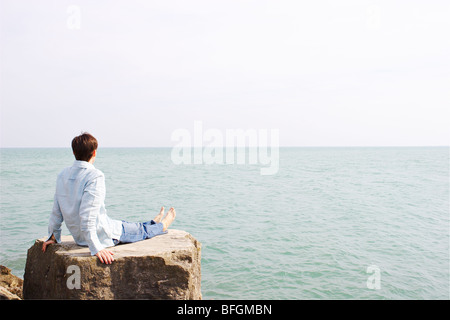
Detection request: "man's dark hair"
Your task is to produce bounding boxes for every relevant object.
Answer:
[72,132,98,161]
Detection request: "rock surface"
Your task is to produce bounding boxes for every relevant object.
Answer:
[0,265,23,300]
[23,229,201,300]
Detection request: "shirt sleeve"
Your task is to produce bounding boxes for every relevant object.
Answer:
[79,173,106,255]
[47,193,63,243]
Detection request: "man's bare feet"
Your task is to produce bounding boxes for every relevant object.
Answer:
[162,207,176,231]
[153,207,165,223]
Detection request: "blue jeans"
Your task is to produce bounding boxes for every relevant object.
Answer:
[113,220,167,244]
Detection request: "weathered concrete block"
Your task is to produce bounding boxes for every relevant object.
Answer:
[23,229,201,300]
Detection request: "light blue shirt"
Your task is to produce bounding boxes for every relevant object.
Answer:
[47,160,123,255]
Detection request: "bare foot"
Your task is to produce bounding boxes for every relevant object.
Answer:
[162,207,176,231]
[153,207,165,223]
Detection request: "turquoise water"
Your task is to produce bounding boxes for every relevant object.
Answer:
[0,147,449,299]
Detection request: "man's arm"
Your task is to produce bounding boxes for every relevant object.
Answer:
[79,173,114,264]
[43,194,63,252]
[42,234,56,252]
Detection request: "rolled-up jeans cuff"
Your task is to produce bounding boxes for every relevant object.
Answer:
[144,222,167,238]
[115,220,167,244]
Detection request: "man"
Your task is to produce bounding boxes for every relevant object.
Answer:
[42,132,176,264]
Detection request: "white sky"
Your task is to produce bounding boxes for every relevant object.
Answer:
[0,0,449,147]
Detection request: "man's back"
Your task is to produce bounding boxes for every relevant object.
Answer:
[48,160,122,255]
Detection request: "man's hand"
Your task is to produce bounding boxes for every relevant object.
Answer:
[42,235,56,252]
[95,249,115,264]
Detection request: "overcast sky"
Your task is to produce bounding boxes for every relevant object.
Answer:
[0,0,449,147]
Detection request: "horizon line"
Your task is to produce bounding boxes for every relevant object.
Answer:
[1,145,449,149]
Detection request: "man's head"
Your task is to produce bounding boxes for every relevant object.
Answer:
[72,132,98,162]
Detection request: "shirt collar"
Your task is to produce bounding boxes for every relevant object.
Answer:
[72,160,95,169]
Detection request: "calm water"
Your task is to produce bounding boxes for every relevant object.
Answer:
[0,147,449,299]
